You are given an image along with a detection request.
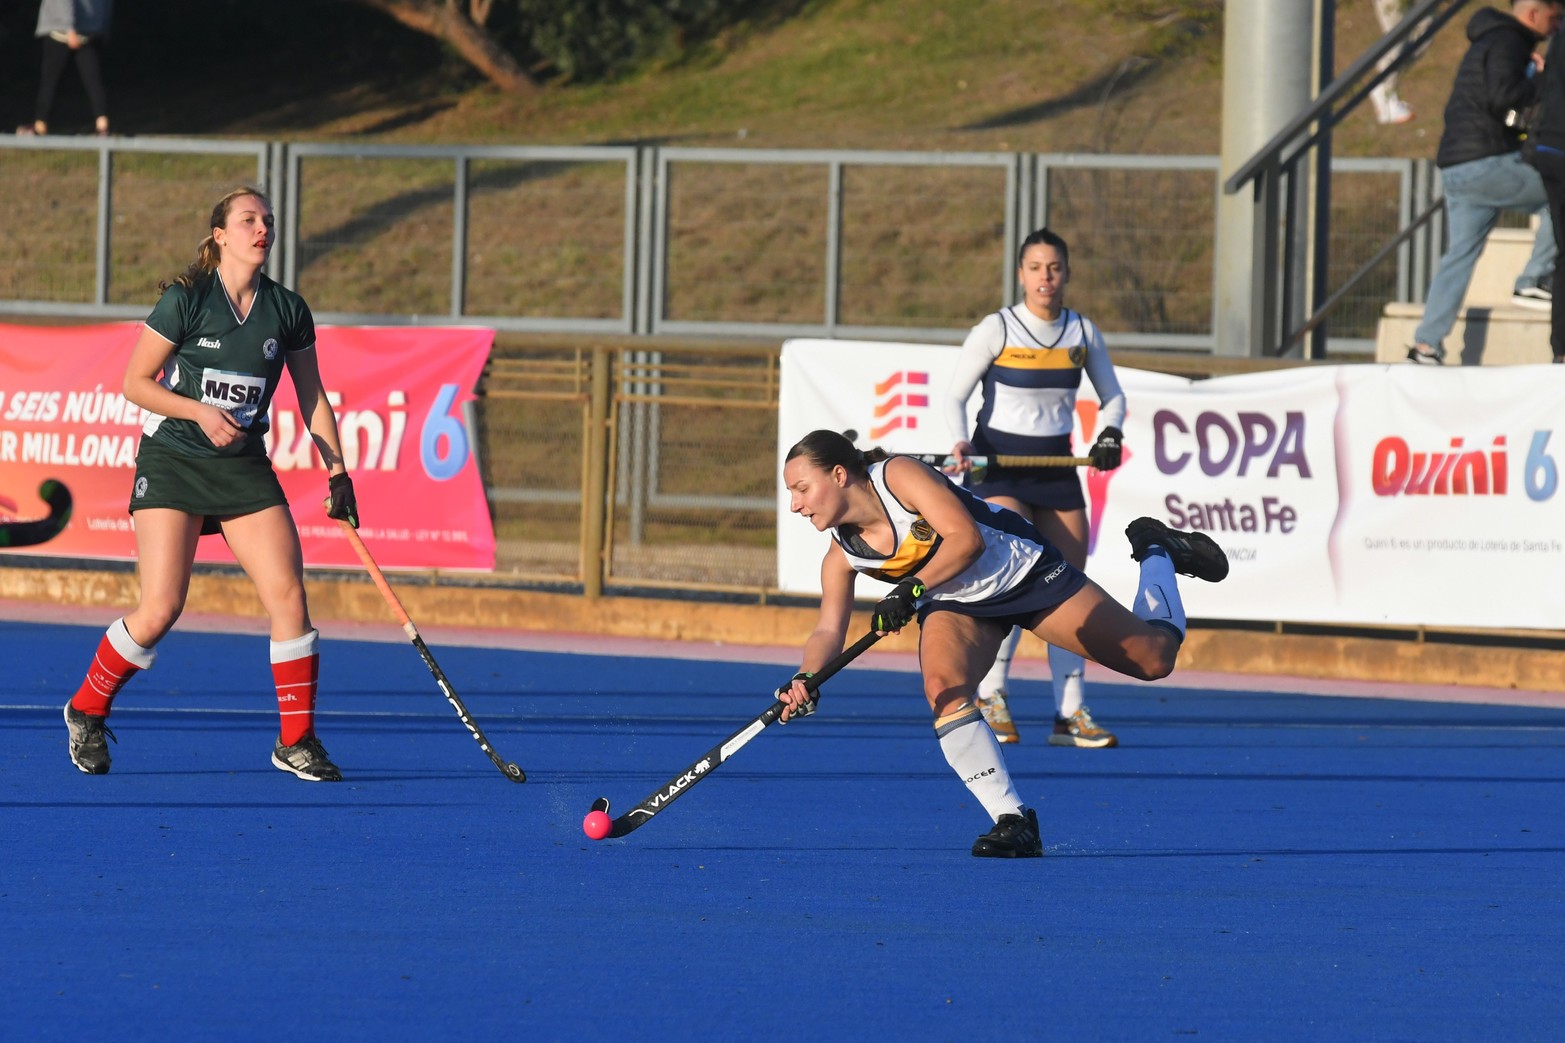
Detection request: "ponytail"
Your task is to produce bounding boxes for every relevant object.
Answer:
[785,429,889,477]
[159,235,222,294]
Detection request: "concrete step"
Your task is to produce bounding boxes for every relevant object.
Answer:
[1460,225,1545,309]
[1376,300,1553,365]
[1375,223,1554,366]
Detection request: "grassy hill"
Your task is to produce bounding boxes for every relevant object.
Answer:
[0,0,1470,158]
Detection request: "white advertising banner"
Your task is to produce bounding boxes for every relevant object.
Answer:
[777,338,1565,630]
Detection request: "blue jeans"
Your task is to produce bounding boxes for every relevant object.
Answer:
[1414,152,1557,350]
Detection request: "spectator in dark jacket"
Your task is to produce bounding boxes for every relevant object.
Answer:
[1525,8,1565,362]
[1409,0,1564,365]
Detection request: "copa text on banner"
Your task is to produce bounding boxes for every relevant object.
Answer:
[777,338,1565,631]
[0,322,496,571]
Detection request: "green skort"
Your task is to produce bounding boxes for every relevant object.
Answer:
[130,438,289,535]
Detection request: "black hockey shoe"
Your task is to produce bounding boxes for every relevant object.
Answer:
[1125,517,1230,582]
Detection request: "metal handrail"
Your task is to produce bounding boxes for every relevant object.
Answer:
[1223,0,1469,359]
[1275,195,1444,356]
[1225,0,1465,195]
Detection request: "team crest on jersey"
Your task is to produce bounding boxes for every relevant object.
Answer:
[263,338,279,360]
[1069,345,1087,367]
[134,477,148,499]
[910,518,934,543]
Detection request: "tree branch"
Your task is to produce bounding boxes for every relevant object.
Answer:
[343,0,537,93]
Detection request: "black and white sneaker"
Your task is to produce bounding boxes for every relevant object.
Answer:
[971,808,1042,858]
[1405,343,1446,365]
[64,701,115,775]
[1126,517,1230,582]
[1512,283,1552,310]
[272,735,343,782]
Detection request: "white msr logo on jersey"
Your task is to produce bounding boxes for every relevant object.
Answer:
[198,337,221,348]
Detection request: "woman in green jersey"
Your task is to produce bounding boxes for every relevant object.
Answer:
[62,186,358,782]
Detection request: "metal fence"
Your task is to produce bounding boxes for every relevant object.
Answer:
[0,135,1428,352]
[477,340,779,594]
[0,136,1434,593]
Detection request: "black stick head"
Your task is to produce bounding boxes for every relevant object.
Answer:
[39,478,72,518]
[504,762,526,782]
[590,796,611,814]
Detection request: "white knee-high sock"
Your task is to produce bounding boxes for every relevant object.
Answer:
[1133,547,1187,640]
[936,706,1024,822]
[978,626,1021,697]
[1049,645,1086,717]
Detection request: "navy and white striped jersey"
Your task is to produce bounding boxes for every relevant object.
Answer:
[942,304,1125,455]
[831,459,1050,604]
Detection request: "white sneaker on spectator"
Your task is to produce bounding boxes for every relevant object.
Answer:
[1372,91,1415,125]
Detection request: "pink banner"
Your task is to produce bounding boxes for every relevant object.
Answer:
[0,322,495,571]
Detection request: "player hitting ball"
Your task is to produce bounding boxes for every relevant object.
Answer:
[777,430,1228,857]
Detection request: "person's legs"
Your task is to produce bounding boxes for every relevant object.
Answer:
[973,625,1021,740]
[1369,0,1412,129]
[916,611,1038,855]
[1413,158,1504,356]
[71,41,109,133]
[85,507,201,709]
[221,505,310,639]
[1027,579,1182,682]
[1508,159,1558,290]
[1370,0,1405,37]
[1369,80,1412,126]
[972,494,1034,742]
[31,36,72,133]
[64,509,202,774]
[1028,506,1116,746]
[123,509,204,645]
[970,497,1113,747]
[1026,516,1228,681]
[221,506,341,781]
[1369,0,1412,124]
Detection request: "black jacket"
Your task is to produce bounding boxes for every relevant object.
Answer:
[1529,24,1565,153]
[1435,6,1547,169]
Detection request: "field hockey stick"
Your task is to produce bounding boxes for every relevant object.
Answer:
[913,453,1092,470]
[0,479,73,548]
[336,519,526,783]
[585,629,883,839]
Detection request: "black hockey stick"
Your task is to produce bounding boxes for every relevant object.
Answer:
[337,519,526,782]
[587,629,883,839]
[912,453,1092,469]
[910,454,1091,485]
[0,479,72,548]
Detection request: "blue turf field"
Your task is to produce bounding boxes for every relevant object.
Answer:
[4,615,1563,1042]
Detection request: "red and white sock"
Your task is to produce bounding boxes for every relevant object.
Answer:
[271,630,320,747]
[72,618,156,718]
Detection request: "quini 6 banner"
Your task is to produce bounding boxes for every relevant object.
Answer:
[0,322,496,571]
[778,339,1565,630]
